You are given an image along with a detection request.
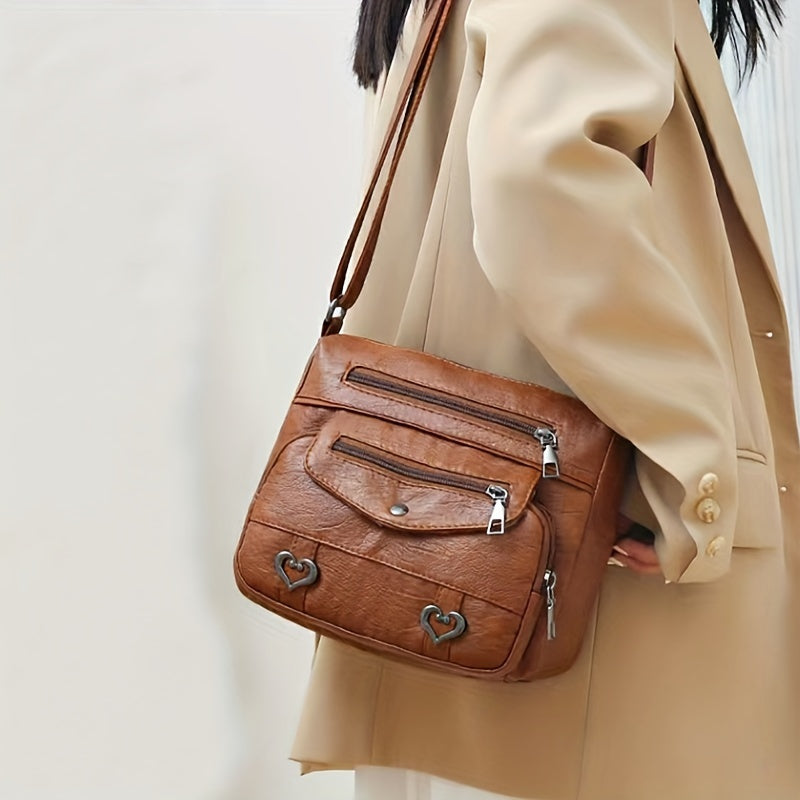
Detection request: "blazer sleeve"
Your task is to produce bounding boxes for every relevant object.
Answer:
[464,0,737,583]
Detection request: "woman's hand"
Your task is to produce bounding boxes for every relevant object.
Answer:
[609,514,663,576]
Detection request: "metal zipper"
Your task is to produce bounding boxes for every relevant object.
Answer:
[331,438,510,535]
[346,368,560,478]
[543,568,557,640]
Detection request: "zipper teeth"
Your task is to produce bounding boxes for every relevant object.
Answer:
[347,370,545,438]
[332,439,491,495]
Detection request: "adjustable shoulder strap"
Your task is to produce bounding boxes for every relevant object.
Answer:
[323,0,452,335]
[323,0,655,335]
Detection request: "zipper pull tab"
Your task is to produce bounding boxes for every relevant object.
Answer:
[485,485,509,535]
[543,569,557,640]
[542,444,559,478]
[534,428,560,479]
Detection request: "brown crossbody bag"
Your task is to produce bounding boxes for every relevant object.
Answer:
[233,0,654,681]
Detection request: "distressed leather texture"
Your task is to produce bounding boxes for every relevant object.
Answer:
[234,335,631,680]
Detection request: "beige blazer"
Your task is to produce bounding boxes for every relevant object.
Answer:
[291,0,800,797]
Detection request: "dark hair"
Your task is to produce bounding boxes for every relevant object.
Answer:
[353,0,784,89]
[710,0,784,78]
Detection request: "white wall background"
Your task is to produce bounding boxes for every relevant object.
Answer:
[723,15,800,398]
[0,2,796,800]
[1,3,362,799]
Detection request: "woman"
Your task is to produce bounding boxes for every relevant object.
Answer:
[290,0,800,797]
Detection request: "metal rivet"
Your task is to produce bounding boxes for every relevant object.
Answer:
[390,503,409,516]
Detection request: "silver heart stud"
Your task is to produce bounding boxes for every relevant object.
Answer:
[274,550,319,591]
[420,604,467,645]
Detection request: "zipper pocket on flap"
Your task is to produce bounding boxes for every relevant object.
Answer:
[331,437,510,535]
[346,368,560,478]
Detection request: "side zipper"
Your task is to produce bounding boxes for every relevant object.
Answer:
[537,505,558,641]
[346,368,560,478]
[331,438,509,535]
[543,569,557,640]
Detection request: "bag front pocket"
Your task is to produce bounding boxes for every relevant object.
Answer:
[237,410,554,676]
[329,436,513,534]
[305,411,541,536]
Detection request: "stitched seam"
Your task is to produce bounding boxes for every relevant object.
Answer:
[246,518,525,614]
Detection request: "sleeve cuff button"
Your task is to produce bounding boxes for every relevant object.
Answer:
[695,497,721,523]
[698,473,719,496]
[706,536,726,557]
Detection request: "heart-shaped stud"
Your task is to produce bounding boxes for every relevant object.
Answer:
[420,604,467,645]
[274,550,319,591]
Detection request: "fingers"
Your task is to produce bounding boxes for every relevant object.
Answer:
[608,536,663,577]
[614,537,659,565]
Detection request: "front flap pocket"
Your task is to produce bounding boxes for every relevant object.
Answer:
[305,411,540,534]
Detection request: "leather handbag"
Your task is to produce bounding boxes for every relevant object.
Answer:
[233,0,651,681]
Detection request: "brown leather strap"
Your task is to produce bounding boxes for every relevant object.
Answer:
[324,0,657,335]
[324,0,452,334]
